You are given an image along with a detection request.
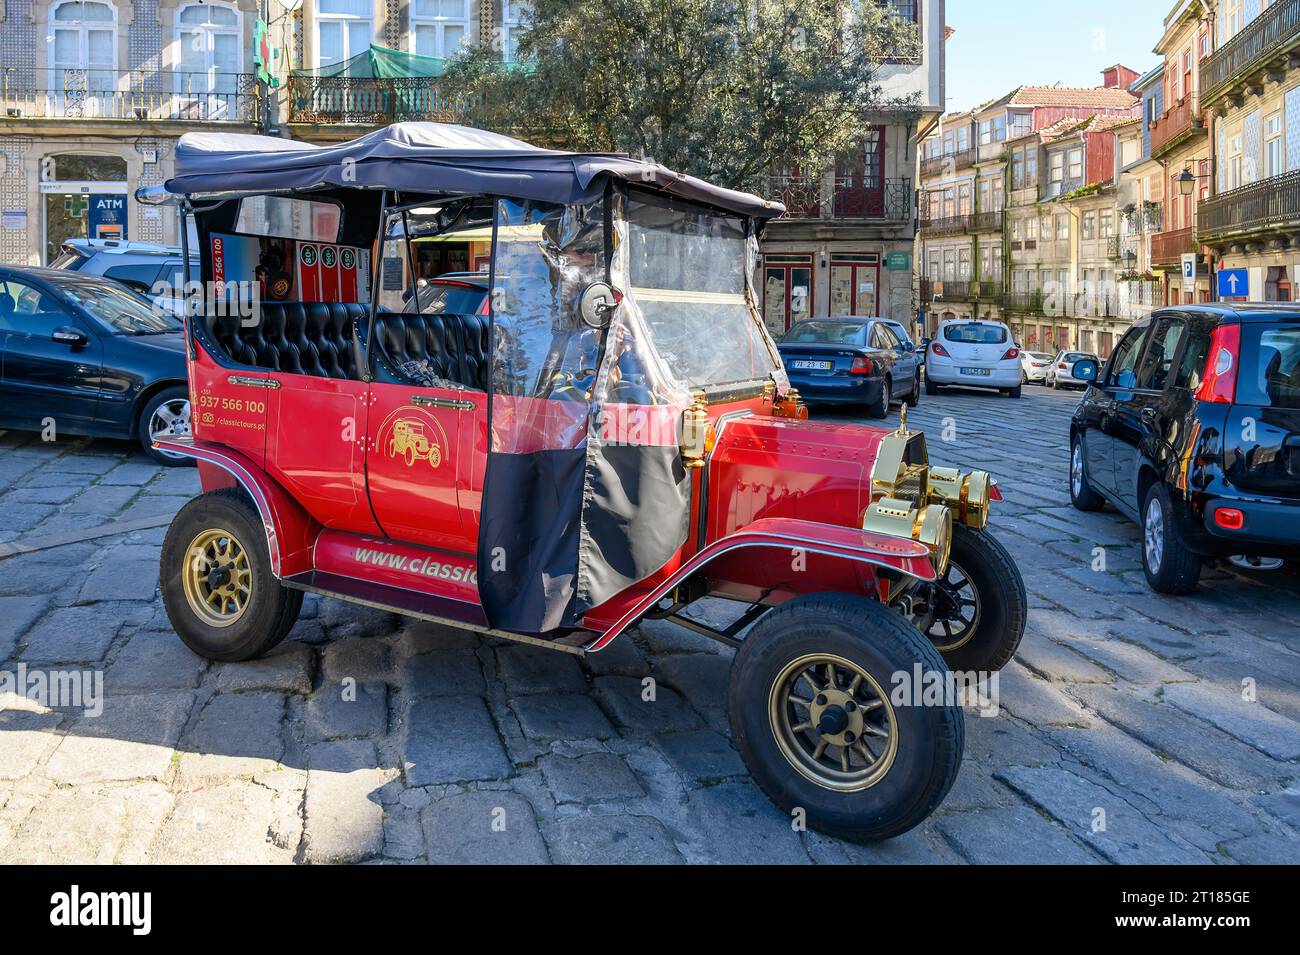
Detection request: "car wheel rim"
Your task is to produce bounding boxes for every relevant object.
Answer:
[181,527,253,629]
[767,653,898,792]
[1144,497,1164,574]
[149,398,191,459]
[1071,445,1084,498]
[912,561,982,652]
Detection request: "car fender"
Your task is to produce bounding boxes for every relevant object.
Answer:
[154,436,318,577]
[583,517,935,651]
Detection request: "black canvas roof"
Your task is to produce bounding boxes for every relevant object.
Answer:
[152,122,785,220]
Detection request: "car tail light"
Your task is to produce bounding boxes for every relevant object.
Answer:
[849,356,874,375]
[1214,507,1244,530]
[1058,363,1068,369]
[1196,323,1241,404]
[1002,347,1020,360]
[931,343,949,357]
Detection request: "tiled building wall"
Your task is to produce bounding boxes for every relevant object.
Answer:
[1,0,39,89]
[0,137,34,263]
[128,0,164,90]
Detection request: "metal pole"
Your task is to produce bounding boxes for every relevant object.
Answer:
[179,199,196,359]
[359,190,389,382]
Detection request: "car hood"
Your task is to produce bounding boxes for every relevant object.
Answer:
[122,331,187,354]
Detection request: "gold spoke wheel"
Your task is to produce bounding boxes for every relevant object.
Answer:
[768,653,899,792]
[181,527,254,628]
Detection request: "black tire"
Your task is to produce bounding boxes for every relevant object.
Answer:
[160,488,303,661]
[910,372,921,404]
[1021,370,1029,384]
[729,594,964,843]
[924,375,940,396]
[866,376,890,419]
[908,525,1027,673]
[139,386,195,467]
[1069,435,1105,511]
[1141,483,1201,595]
[1008,384,1022,399]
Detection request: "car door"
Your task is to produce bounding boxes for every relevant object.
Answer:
[867,323,898,383]
[1080,323,1149,500]
[1113,316,1189,506]
[0,275,104,433]
[880,322,917,386]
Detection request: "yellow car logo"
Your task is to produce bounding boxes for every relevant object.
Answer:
[387,417,442,468]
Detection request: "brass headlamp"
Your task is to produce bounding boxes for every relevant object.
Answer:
[926,466,993,530]
[863,495,953,574]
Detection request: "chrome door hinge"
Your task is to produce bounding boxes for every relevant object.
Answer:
[411,394,476,411]
[228,375,280,389]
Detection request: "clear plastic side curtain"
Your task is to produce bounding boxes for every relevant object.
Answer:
[478,191,698,634]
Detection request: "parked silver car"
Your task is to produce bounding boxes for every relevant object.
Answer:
[1047,350,1102,389]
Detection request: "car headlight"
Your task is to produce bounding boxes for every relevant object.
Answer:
[927,466,992,530]
[863,497,952,576]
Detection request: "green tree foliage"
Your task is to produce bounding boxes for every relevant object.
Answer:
[445,0,920,193]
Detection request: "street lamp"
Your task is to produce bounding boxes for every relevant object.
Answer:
[1177,168,1197,196]
[1122,250,1137,268]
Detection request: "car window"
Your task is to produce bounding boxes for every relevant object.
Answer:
[43,278,181,335]
[103,263,167,290]
[1135,318,1186,391]
[0,279,69,335]
[942,322,1007,344]
[405,282,488,316]
[783,321,866,345]
[1106,325,1149,389]
[871,324,898,349]
[1173,328,1212,391]
[1239,326,1300,409]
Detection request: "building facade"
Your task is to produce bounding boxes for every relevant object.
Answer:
[761,0,945,338]
[917,73,1140,351]
[1198,0,1300,301]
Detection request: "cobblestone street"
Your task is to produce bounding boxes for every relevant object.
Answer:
[1,385,1298,864]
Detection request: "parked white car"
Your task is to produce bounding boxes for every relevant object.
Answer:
[1046,350,1102,389]
[1020,350,1054,383]
[925,319,1023,397]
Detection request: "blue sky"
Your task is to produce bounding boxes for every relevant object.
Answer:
[944,0,1166,112]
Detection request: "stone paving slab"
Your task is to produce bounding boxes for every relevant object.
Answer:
[2,391,1299,864]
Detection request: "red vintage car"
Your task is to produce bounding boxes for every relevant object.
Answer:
[145,123,1026,842]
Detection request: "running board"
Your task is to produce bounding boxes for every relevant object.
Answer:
[281,570,591,656]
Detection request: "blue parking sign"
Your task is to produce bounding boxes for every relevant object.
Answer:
[1217,268,1248,298]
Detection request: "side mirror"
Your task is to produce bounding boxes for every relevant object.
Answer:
[1073,359,1099,383]
[52,326,88,347]
[903,341,915,352]
[579,281,622,329]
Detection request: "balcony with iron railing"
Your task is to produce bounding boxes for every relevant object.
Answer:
[1149,94,1205,159]
[1201,0,1300,107]
[924,279,1005,304]
[970,210,1005,232]
[771,175,913,221]
[1150,225,1198,265]
[287,73,471,127]
[1198,170,1300,246]
[920,147,977,179]
[919,213,973,236]
[1,69,258,124]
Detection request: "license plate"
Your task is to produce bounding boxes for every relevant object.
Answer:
[960,367,991,376]
[790,360,832,371]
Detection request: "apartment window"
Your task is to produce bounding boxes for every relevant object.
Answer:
[1082,212,1096,239]
[958,182,972,215]
[994,115,1006,141]
[990,177,1004,211]
[317,0,372,67]
[942,187,956,218]
[1049,151,1064,183]
[1040,214,1052,240]
[1228,132,1243,190]
[1099,210,1114,238]
[979,247,991,278]
[1068,148,1083,180]
[1039,269,1052,292]
[502,0,531,61]
[176,3,241,96]
[943,131,956,155]
[1199,32,1209,59]
[1265,113,1284,177]
[412,0,469,58]
[943,249,956,281]
[928,252,940,280]
[991,246,1003,278]
[1007,112,1032,140]
[957,127,970,151]
[927,191,942,220]
[1146,96,1158,125]
[1025,217,1038,240]
[1011,149,1024,187]
[1011,218,1022,241]
[50,0,117,93]
[1057,215,1069,240]
[958,247,971,280]
[978,119,992,146]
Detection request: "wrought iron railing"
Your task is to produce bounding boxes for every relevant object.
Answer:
[1198,171,1300,244]
[832,176,912,220]
[770,174,823,219]
[921,147,977,178]
[1,69,258,122]
[1149,94,1204,158]
[919,214,973,236]
[1201,0,1300,105]
[287,74,471,125]
[970,210,1005,232]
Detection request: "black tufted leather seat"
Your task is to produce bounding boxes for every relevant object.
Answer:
[372,311,489,391]
[207,302,489,390]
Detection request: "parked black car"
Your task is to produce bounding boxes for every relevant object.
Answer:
[1070,304,1300,593]
[777,317,921,418]
[0,266,191,465]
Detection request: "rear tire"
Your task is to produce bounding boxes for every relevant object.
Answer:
[1069,436,1105,511]
[160,488,303,661]
[866,376,890,419]
[910,372,922,404]
[729,594,964,843]
[1008,385,1022,399]
[1141,483,1201,595]
[925,375,940,396]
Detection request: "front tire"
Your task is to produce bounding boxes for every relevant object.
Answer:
[160,488,303,661]
[729,594,964,843]
[139,386,195,467]
[1069,436,1105,511]
[906,525,1027,672]
[1141,483,1201,594]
